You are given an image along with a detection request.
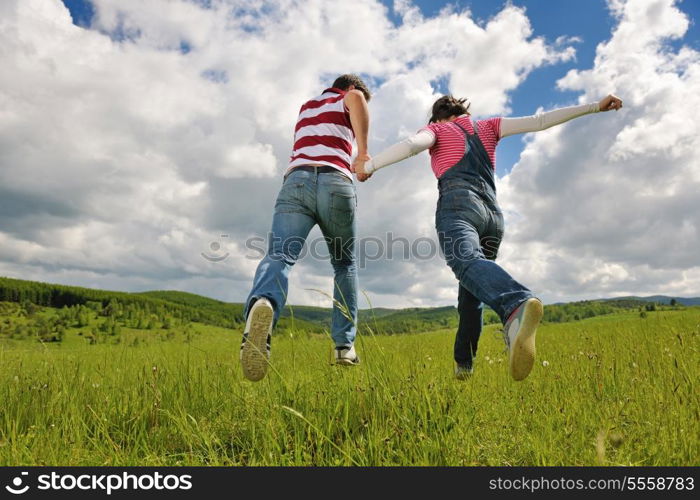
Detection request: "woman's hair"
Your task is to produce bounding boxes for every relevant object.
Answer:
[429,95,470,123]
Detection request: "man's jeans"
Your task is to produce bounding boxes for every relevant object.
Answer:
[436,181,533,364]
[245,168,358,347]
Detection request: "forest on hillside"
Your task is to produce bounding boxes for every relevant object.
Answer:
[0,277,680,345]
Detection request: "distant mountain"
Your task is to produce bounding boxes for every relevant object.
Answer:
[601,295,700,306]
[140,290,233,308]
[142,291,399,323]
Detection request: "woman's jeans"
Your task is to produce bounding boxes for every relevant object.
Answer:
[244,168,358,348]
[436,179,533,366]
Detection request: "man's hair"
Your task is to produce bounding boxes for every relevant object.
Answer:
[332,74,371,102]
[429,95,471,123]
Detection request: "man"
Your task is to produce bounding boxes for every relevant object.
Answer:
[240,74,371,382]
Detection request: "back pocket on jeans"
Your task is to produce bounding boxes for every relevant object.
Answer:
[330,192,356,227]
[275,181,305,213]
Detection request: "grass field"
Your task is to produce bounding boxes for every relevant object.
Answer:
[0,308,698,466]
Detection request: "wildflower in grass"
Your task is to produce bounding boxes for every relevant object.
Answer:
[542,360,550,367]
[609,433,624,448]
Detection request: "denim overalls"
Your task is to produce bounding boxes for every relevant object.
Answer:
[435,121,533,366]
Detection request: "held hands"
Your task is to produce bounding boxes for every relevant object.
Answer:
[351,153,373,182]
[599,94,623,112]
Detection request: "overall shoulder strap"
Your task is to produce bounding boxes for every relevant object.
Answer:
[452,121,470,136]
[450,120,468,151]
[453,117,478,136]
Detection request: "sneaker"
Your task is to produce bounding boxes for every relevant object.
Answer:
[455,363,474,380]
[503,298,543,381]
[335,345,360,366]
[240,298,273,381]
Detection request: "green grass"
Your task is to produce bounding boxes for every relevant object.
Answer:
[0,309,698,466]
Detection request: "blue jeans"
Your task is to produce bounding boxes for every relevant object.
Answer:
[245,168,358,347]
[454,221,502,366]
[436,181,533,360]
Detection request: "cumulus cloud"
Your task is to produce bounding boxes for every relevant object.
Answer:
[1,0,694,308]
[497,0,700,302]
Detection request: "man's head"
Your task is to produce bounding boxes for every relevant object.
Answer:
[332,74,371,102]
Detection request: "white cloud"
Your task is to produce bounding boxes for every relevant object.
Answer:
[4,0,694,309]
[497,0,700,303]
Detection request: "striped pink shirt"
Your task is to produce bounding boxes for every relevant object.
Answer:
[421,115,502,178]
[288,88,354,176]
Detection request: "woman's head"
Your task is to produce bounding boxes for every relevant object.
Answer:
[429,95,470,123]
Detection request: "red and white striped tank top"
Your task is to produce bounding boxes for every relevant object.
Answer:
[288,87,354,177]
[421,115,502,178]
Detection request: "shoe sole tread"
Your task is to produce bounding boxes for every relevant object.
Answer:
[241,302,273,381]
[509,298,543,381]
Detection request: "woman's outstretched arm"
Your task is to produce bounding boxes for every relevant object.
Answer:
[356,130,435,175]
[354,95,622,177]
[500,94,623,138]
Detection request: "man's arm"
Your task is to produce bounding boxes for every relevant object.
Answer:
[345,89,371,181]
[345,89,369,153]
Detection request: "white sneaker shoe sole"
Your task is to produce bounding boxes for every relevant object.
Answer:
[240,300,273,382]
[334,345,359,366]
[509,298,543,381]
[455,364,474,380]
[335,357,359,366]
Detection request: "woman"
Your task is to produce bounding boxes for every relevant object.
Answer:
[354,94,623,381]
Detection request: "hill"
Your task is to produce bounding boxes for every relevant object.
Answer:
[1,277,696,338]
[0,277,323,334]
